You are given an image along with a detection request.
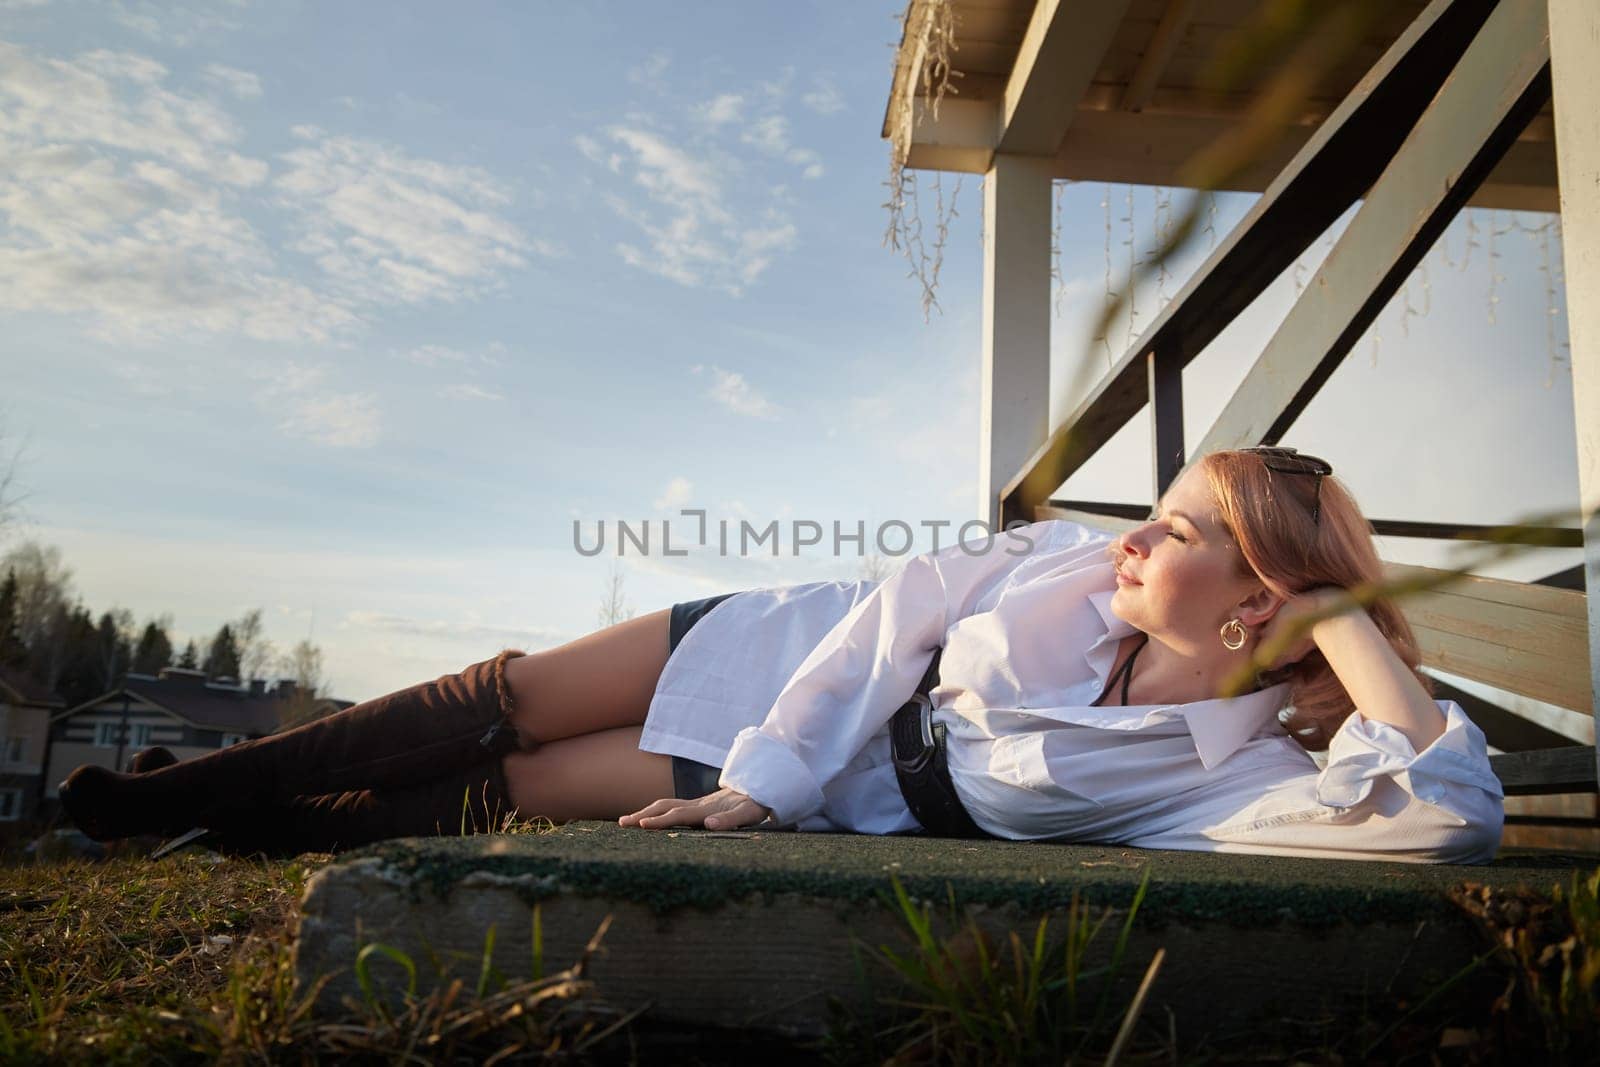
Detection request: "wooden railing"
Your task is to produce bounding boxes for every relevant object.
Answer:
[1005,0,1595,808]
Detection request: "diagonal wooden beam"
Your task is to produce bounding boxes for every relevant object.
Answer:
[997,0,1132,156]
[1192,0,1552,454]
[998,0,1496,525]
[1121,0,1198,112]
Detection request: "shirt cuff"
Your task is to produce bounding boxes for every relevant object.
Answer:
[717,727,828,826]
[1316,700,1505,810]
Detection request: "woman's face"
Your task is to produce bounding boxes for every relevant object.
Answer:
[1108,467,1267,648]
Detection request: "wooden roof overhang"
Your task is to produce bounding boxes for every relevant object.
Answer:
[883,0,1556,211]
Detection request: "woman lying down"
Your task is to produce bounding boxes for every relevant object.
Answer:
[61,447,1503,864]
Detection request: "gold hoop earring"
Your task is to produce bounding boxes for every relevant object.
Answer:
[1220,618,1247,651]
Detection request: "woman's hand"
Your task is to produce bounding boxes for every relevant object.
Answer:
[1254,586,1360,670]
[618,787,772,831]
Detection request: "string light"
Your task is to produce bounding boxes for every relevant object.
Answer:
[1100,183,1114,367]
[1122,185,1137,347]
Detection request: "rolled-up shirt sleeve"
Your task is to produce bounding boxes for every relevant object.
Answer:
[1187,701,1506,863]
[717,523,1071,825]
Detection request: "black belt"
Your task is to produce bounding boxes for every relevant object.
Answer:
[889,648,995,839]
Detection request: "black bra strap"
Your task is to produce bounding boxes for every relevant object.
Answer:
[1093,633,1149,707]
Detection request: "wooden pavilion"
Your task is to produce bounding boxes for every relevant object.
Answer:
[883,0,1598,846]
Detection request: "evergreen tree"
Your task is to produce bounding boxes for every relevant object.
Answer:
[94,610,134,689]
[132,621,173,675]
[55,605,102,706]
[0,569,26,668]
[177,639,199,670]
[203,623,241,681]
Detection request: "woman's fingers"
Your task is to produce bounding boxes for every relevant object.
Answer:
[616,798,678,826]
[617,788,771,831]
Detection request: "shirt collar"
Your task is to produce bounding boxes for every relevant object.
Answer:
[1083,573,1291,769]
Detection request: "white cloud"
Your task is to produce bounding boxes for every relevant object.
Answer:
[801,77,845,115]
[653,476,693,510]
[271,361,328,393]
[277,128,542,306]
[202,62,261,99]
[741,115,824,179]
[0,43,266,184]
[694,363,780,419]
[107,0,251,46]
[344,610,568,651]
[403,344,469,366]
[248,360,383,449]
[574,133,622,173]
[627,51,670,86]
[440,383,504,401]
[278,391,381,448]
[0,40,357,342]
[591,125,799,294]
[696,93,744,125]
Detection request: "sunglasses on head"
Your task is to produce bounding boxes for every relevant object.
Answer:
[1238,446,1334,525]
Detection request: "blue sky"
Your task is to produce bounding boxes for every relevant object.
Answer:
[0,1,1581,703]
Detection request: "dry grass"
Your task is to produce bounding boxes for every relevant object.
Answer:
[0,840,633,1064]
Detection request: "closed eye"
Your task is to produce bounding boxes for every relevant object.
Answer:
[1166,531,1188,544]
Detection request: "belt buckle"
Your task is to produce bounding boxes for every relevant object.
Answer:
[910,692,935,749]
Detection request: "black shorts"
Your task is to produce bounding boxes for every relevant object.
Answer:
[665,591,742,799]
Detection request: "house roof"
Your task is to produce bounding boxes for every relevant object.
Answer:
[52,671,319,735]
[884,0,1554,210]
[0,664,64,707]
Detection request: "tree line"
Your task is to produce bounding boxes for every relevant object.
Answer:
[0,540,327,717]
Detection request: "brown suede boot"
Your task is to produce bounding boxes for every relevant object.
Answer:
[60,651,524,841]
[128,747,177,774]
[203,760,518,857]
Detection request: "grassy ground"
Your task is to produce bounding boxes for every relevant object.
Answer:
[0,839,644,1064]
[1,844,316,1063]
[2,838,1596,1065]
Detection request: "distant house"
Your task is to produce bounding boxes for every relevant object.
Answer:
[0,666,66,823]
[42,667,352,810]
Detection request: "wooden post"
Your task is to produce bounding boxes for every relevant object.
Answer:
[1147,341,1184,501]
[1548,0,1600,787]
[981,155,1052,529]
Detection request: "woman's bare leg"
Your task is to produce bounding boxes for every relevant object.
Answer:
[501,607,673,744]
[502,726,673,820]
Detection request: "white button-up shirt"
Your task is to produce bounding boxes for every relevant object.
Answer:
[640,519,1505,863]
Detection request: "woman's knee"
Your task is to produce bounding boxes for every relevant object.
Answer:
[501,607,673,743]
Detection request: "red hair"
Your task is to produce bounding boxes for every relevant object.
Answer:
[1198,449,1433,752]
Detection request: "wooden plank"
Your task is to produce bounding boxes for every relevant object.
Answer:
[1491,748,1599,796]
[1048,108,1556,210]
[1360,518,1582,546]
[980,155,1054,529]
[1385,563,1588,624]
[1037,502,1582,547]
[1386,564,1591,713]
[1549,0,1600,837]
[998,0,1133,155]
[998,0,1495,524]
[1193,0,1552,455]
[1121,0,1199,112]
[1503,793,1598,819]
[1147,343,1184,497]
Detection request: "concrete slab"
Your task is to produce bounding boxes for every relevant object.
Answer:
[291,822,1596,1038]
